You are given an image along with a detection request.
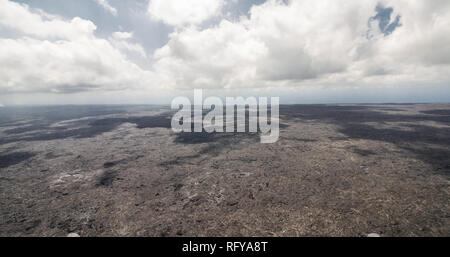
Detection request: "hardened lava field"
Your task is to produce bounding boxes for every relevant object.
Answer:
[0,104,449,236]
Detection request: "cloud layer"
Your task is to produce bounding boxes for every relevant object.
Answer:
[152,0,450,90]
[0,0,450,101]
[0,0,151,94]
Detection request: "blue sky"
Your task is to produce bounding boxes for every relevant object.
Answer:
[0,0,449,105]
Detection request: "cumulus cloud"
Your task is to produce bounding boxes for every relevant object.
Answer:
[152,0,450,89]
[110,31,147,58]
[0,0,96,40]
[93,0,118,16]
[0,37,150,94]
[112,31,133,40]
[0,0,152,94]
[1,0,450,99]
[148,0,224,27]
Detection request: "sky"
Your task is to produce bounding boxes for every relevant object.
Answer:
[0,0,449,106]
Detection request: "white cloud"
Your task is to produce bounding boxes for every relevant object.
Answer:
[1,0,450,101]
[0,0,96,39]
[0,37,150,94]
[110,31,147,58]
[112,31,133,40]
[93,0,118,16]
[0,0,153,94]
[148,0,224,27]
[151,0,450,90]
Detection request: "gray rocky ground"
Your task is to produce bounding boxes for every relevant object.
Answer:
[0,104,449,236]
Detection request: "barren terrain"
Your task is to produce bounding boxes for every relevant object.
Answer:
[0,104,449,236]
